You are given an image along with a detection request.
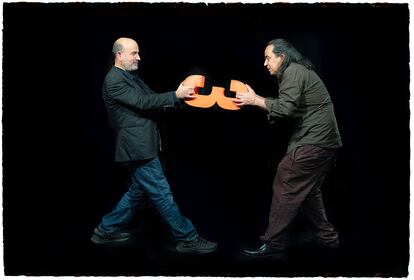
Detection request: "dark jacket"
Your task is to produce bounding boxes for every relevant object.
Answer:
[264,63,342,153]
[102,66,176,162]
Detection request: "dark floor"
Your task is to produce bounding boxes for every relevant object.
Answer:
[3,154,410,277]
[3,201,409,277]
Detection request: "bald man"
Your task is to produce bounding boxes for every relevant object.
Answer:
[91,38,217,254]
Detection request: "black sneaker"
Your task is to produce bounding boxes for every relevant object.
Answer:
[176,236,218,254]
[319,239,339,249]
[90,227,131,244]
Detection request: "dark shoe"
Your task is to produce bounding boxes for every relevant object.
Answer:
[176,236,218,254]
[319,239,339,249]
[90,227,131,244]
[243,243,287,259]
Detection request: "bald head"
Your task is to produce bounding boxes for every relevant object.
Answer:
[112,37,138,56]
[113,37,140,72]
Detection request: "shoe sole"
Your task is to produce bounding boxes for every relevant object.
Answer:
[90,234,130,245]
[176,245,217,254]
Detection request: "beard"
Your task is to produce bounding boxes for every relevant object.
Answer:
[124,62,138,72]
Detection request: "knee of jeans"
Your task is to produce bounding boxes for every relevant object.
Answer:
[152,190,173,203]
[124,190,143,202]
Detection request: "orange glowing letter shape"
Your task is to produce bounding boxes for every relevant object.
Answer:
[214,80,248,111]
[182,75,216,108]
[182,75,248,110]
[230,79,248,93]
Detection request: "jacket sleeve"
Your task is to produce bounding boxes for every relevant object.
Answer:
[265,65,305,118]
[104,74,176,110]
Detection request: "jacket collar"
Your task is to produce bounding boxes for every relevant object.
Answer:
[113,66,138,82]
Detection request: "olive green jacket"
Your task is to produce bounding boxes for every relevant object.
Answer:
[265,63,342,153]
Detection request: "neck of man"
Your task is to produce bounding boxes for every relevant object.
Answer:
[114,61,126,71]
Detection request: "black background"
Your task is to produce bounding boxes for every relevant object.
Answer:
[2,2,410,277]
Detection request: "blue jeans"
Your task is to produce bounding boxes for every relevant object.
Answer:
[98,156,198,241]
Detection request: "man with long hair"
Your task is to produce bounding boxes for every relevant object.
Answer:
[235,39,342,258]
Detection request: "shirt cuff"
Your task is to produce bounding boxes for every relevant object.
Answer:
[264,98,272,112]
[172,92,178,104]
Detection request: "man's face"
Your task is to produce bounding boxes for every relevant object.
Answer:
[119,41,140,72]
[264,45,284,76]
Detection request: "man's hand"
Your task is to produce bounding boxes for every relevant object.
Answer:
[234,84,257,107]
[175,84,196,100]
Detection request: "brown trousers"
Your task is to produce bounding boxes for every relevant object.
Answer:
[263,145,339,250]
